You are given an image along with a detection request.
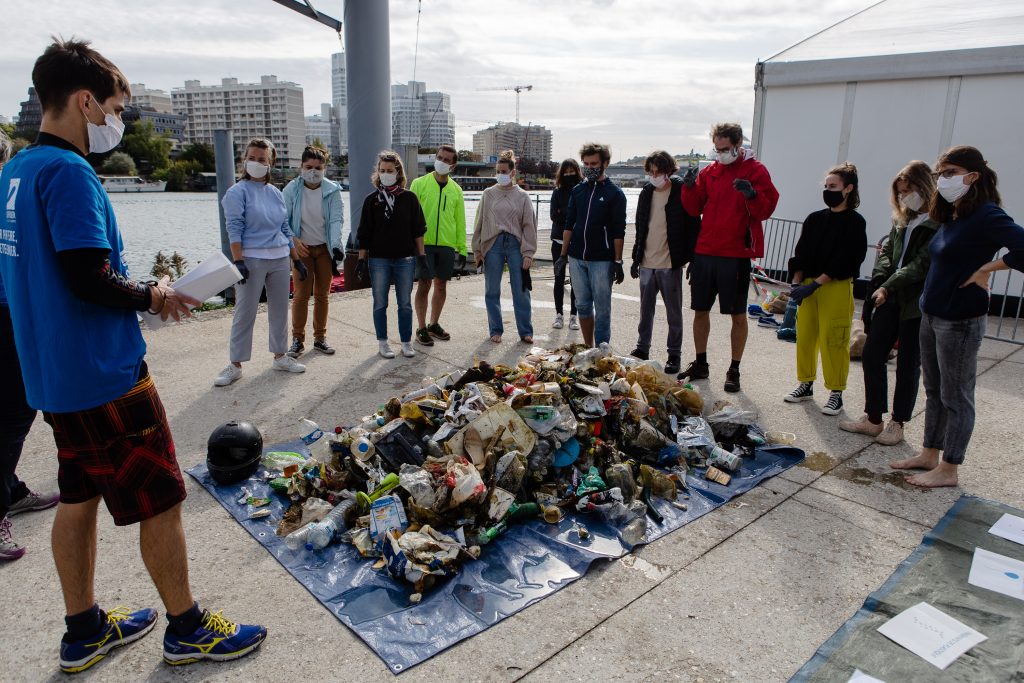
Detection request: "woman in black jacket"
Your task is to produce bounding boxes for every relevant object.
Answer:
[784,162,868,416]
[549,159,579,330]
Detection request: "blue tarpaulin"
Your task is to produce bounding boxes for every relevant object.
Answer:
[188,441,804,673]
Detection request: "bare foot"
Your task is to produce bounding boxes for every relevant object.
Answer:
[890,447,939,471]
[520,336,533,344]
[489,334,502,343]
[906,461,959,488]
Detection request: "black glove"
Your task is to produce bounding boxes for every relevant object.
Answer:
[355,258,369,283]
[613,261,625,285]
[789,281,821,305]
[417,254,430,277]
[682,166,698,187]
[330,258,340,277]
[331,247,344,276]
[630,262,640,279]
[521,268,532,291]
[233,260,249,284]
[733,179,756,199]
[685,263,691,282]
[455,254,467,271]
[554,254,567,274]
[293,259,308,281]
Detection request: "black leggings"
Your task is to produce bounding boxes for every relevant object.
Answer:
[551,241,576,315]
[861,299,921,422]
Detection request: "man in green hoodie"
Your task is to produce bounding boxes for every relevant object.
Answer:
[409,144,467,345]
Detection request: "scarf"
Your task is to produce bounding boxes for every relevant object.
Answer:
[377,185,403,219]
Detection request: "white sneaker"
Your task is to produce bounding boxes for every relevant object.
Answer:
[401,342,415,358]
[272,355,306,373]
[552,314,564,329]
[379,341,396,359]
[214,364,242,387]
[568,315,579,330]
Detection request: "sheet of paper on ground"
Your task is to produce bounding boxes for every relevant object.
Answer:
[876,602,987,670]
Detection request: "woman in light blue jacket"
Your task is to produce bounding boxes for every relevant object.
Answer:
[281,145,344,357]
[215,137,308,387]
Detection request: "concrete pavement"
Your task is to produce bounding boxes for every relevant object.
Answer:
[2,266,1021,682]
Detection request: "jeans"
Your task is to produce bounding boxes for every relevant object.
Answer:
[568,257,614,346]
[920,313,985,464]
[861,299,921,422]
[229,256,291,362]
[483,233,533,338]
[0,305,37,518]
[291,244,334,342]
[636,267,684,356]
[550,241,576,316]
[369,256,415,342]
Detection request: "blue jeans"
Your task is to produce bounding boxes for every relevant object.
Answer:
[568,257,613,346]
[920,313,985,465]
[483,233,533,338]
[369,257,415,342]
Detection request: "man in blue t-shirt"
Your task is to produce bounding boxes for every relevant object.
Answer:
[0,39,266,674]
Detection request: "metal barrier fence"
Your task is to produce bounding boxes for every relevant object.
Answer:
[987,249,1024,344]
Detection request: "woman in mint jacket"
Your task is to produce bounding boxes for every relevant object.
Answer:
[282,145,344,357]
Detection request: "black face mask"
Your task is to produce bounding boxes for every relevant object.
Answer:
[822,189,846,208]
[561,174,578,188]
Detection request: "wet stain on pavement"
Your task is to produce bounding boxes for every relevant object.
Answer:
[800,451,836,472]
[832,464,925,491]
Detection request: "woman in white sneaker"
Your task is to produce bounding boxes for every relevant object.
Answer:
[215,138,307,386]
[784,162,868,415]
[839,162,937,445]
[355,151,428,358]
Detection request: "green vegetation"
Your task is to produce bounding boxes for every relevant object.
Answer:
[122,120,172,172]
[100,151,137,176]
[153,159,201,191]
[177,142,215,171]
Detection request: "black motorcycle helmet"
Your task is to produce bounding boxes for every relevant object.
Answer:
[207,421,263,485]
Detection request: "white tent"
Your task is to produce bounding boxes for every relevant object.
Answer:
[752,0,1024,287]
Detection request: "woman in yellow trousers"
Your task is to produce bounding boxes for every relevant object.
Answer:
[784,163,869,415]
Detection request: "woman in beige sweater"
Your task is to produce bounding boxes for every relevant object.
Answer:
[472,150,538,343]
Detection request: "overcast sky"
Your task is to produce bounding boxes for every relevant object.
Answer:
[0,0,868,161]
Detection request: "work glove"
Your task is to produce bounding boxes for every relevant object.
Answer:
[293,259,308,282]
[355,258,369,283]
[630,262,640,279]
[612,261,625,285]
[682,166,698,187]
[455,253,467,271]
[416,254,430,277]
[330,259,340,277]
[554,254,567,274]
[331,247,344,276]
[521,268,532,291]
[789,281,821,305]
[733,179,756,199]
[233,260,249,285]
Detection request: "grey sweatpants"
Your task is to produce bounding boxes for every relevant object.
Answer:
[229,256,291,363]
[636,266,684,356]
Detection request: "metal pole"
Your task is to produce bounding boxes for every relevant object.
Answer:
[214,128,236,299]
[344,0,391,248]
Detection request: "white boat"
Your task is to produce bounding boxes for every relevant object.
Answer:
[99,176,167,193]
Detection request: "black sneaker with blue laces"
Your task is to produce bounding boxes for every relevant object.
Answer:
[59,607,157,674]
[163,609,267,666]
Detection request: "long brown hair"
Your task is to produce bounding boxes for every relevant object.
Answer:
[890,161,935,226]
[555,158,581,189]
[930,145,1001,223]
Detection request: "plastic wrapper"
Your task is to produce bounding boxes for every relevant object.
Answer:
[515,405,560,434]
[300,497,334,524]
[447,459,486,507]
[398,464,436,509]
[382,525,467,589]
[676,416,716,449]
[262,451,307,471]
[494,451,527,493]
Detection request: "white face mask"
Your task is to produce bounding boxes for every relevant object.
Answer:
[496,173,512,186]
[900,191,924,212]
[84,95,124,155]
[937,174,972,204]
[434,159,452,176]
[715,147,739,165]
[301,169,324,185]
[378,171,398,187]
[245,160,269,179]
[648,174,668,189]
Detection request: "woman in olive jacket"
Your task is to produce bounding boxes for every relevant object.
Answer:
[840,161,938,445]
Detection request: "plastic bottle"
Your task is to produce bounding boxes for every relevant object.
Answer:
[357,415,386,432]
[351,437,375,462]
[298,418,331,463]
[300,498,356,551]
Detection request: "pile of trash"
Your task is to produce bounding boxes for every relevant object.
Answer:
[245,344,769,597]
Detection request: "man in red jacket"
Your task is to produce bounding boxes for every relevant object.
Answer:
[678,123,779,392]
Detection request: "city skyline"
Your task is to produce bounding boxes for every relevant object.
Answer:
[0,0,869,161]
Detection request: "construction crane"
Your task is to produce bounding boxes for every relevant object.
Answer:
[476,84,534,124]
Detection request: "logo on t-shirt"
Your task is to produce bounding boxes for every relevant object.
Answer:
[5,178,18,220]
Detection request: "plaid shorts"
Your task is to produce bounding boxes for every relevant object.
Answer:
[43,364,187,526]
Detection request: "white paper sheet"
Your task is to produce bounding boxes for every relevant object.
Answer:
[989,513,1024,546]
[141,252,241,330]
[848,670,885,683]
[968,547,1024,600]
[876,602,986,670]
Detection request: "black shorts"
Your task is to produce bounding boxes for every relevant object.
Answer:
[689,254,751,314]
[43,364,187,526]
[416,245,456,281]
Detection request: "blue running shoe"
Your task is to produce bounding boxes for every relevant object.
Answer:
[163,609,267,666]
[59,607,157,674]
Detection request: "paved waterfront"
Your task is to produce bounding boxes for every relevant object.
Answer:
[2,268,1022,682]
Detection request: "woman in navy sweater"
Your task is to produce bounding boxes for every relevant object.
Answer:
[892,146,1024,487]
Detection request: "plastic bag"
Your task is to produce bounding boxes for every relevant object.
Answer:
[676,416,716,449]
[516,405,560,434]
[448,460,486,507]
[398,464,437,509]
[300,497,334,524]
[262,451,307,471]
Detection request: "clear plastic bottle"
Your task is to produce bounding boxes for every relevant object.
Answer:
[288,498,356,551]
[298,418,331,463]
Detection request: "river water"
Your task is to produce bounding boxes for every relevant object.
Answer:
[110,188,642,276]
